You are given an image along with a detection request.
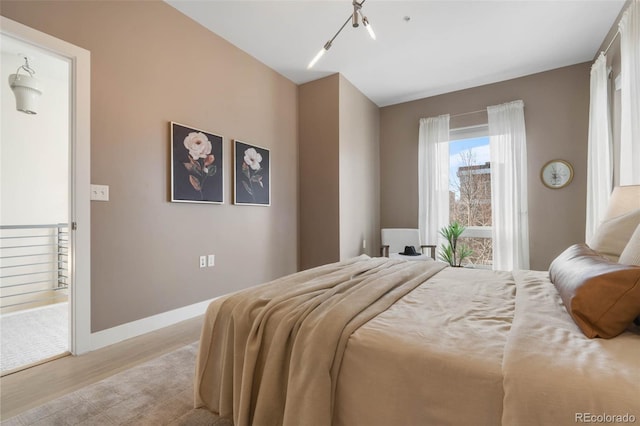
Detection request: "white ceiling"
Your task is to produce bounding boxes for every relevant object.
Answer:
[167,0,625,107]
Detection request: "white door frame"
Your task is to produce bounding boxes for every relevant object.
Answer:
[1,17,91,354]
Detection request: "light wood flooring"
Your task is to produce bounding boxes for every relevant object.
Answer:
[0,316,203,421]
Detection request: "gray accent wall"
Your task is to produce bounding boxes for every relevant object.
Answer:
[298,74,380,270]
[380,63,592,271]
[298,75,341,270]
[338,76,380,261]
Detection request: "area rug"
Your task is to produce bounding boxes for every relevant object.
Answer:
[2,342,231,426]
[1,302,68,374]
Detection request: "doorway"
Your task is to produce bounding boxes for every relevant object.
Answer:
[0,17,91,373]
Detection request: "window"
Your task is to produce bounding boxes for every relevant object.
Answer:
[448,126,492,267]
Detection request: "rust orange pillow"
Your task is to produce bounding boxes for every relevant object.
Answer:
[549,243,640,338]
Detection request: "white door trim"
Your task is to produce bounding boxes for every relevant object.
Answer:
[1,17,92,354]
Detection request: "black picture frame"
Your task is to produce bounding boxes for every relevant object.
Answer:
[233,140,270,206]
[171,122,224,204]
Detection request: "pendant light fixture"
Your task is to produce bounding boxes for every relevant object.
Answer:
[9,56,43,115]
[308,0,376,69]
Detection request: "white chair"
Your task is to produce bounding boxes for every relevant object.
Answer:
[380,228,436,261]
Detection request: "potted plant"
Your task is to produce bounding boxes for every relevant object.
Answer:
[438,222,473,267]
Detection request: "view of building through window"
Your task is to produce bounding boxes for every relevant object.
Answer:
[449,136,492,267]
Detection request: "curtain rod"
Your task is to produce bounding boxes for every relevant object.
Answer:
[450,109,486,118]
[603,30,620,56]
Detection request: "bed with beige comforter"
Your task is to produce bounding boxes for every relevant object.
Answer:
[194,255,640,426]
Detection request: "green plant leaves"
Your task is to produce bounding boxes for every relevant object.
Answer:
[439,244,454,266]
[438,221,474,266]
[457,244,474,267]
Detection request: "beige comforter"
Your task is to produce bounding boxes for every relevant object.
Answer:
[334,266,515,426]
[195,256,640,426]
[195,255,447,426]
[503,270,640,426]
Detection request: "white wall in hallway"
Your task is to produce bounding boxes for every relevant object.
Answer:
[1,37,69,226]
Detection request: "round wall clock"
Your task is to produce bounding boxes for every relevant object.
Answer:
[541,159,573,189]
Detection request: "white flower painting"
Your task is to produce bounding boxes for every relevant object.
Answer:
[234,141,270,206]
[183,132,212,160]
[171,122,223,204]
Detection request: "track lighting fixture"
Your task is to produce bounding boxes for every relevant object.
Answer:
[307,0,376,69]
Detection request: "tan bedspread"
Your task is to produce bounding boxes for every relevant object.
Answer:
[195,257,640,425]
[195,255,446,426]
[334,266,515,426]
[502,270,640,426]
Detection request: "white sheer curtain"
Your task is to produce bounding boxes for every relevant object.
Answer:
[418,115,450,248]
[619,0,640,185]
[586,53,613,244]
[487,100,530,270]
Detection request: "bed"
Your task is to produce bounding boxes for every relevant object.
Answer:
[194,254,640,426]
[194,189,640,426]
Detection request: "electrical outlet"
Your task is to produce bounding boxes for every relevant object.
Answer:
[90,184,109,201]
[199,256,206,268]
[208,254,215,267]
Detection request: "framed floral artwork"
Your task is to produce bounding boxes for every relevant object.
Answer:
[171,122,223,204]
[233,140,270,206]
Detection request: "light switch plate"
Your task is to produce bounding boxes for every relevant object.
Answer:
[207,255,215,267]
[90,184,109,201]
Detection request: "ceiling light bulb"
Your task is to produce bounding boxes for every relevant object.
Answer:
[307,49,325,69]
[363,17,376,40]
[306,1,374,71]
[307,41,332,69]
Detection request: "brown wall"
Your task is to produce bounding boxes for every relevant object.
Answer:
[298,74,380,269]
[339,75,380,259]
[298,75,340,270]
[1,1,299,331]
[380,63,591,271]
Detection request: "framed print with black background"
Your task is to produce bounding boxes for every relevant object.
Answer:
[171,122,223,204]
[234,140,270,206]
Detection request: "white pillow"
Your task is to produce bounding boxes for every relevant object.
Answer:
[590,208,640,262]
[619,224,640,266]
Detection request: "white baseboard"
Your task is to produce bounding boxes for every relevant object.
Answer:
[89,298,216,352]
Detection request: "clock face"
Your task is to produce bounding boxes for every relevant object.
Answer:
[541,160,573,189]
